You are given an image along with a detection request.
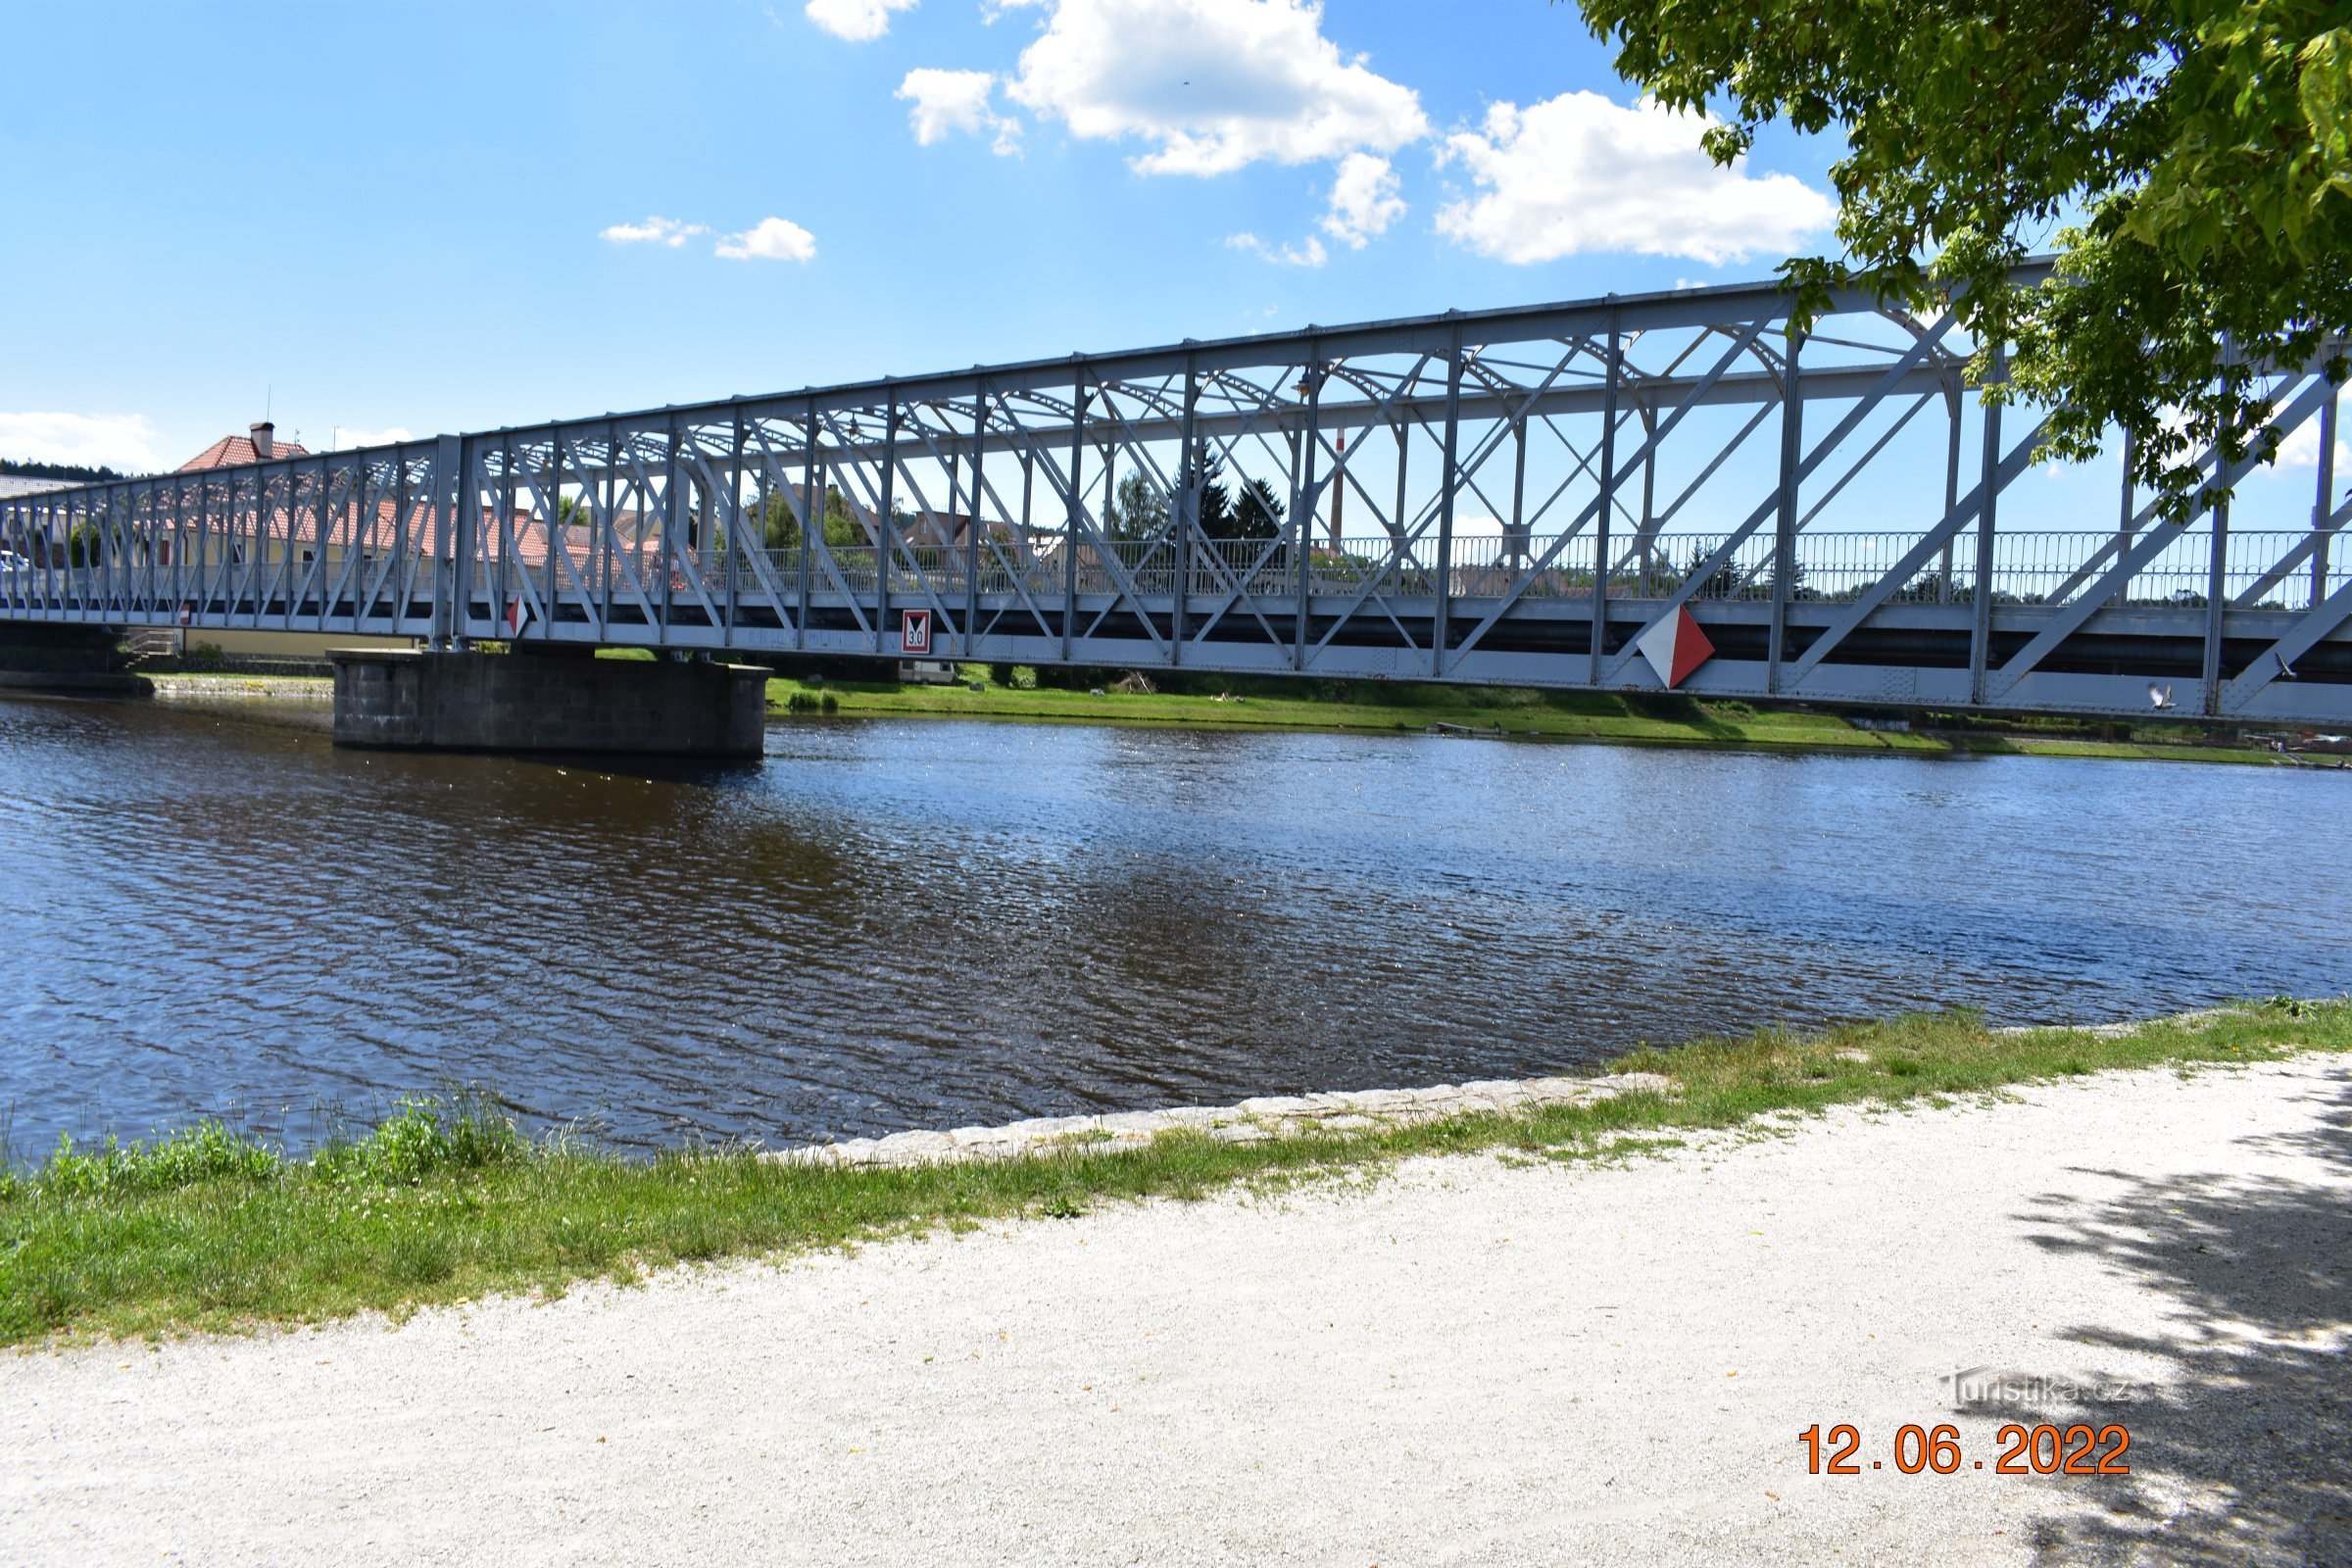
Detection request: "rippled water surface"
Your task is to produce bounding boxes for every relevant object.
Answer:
[2,694,2345,1152]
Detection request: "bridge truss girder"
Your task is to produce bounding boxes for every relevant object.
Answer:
[4,272,2348,726]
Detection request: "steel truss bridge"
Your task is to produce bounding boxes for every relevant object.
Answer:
[4,273,2348,724]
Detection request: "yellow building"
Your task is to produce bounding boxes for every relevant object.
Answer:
[173,422,412,661]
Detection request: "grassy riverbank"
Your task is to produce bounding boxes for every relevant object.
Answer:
[762,671,2297,763]
[129,663,2298,763]
[2,999,2342,1346]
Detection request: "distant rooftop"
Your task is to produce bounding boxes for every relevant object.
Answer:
[179,421,309,471]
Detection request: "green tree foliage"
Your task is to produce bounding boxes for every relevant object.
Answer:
[1194,459,1285,543]
[1575,0,2352,517]
[0,457,129,484]
[1234,475,1287,541]
[759,485,871,551]
[1105,470,1169,541]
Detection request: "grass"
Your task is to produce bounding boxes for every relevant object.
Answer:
[2,999,2344,1348]
[763,673,2292,764]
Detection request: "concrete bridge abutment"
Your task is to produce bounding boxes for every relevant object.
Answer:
[330,649,767,760]
[0,623,153,697]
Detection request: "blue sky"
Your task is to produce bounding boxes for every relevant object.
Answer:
[1,0,1850,473]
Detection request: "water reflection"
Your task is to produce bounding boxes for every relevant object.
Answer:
[0,695,2344,1153]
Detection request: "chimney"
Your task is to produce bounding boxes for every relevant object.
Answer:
[250,421,274,461]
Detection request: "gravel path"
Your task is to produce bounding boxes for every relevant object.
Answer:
[5,1058,2347,1567]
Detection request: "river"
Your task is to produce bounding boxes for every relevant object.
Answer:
[0,694,2344,1155]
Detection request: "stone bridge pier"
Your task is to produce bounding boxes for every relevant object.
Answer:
[330,647,768,759]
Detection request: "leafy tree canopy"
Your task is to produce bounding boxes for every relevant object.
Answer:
[760,484,869,550]
[1576,0,2351,516]
[1194,458,1285,543]
[1105,470,1169,542]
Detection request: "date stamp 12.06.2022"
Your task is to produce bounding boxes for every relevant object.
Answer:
[1798,1422,2132,1477]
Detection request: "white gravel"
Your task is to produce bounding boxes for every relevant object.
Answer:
[5,1057,2347,1567]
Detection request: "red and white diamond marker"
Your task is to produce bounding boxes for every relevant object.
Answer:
[1634,606,1715,689]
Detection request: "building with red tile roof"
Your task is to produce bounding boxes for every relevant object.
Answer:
[179,422,309,472]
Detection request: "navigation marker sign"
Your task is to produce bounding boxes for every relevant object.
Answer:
[1635,606,1715,689]
[901,609,931,656]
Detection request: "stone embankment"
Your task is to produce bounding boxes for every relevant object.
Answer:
[148,674,330,700]
[767,1071,1673,1170]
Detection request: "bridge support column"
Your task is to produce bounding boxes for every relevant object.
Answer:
[330,649,767,760]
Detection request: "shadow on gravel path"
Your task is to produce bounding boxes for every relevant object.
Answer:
[2012,1070,2351,1566]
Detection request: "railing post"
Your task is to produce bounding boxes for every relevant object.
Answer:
[497,439,516,642]
[800,403,817,652]
[2315,380,2340,607]
[879,392,899,658]
[2202,495,2230,713]
[1393,411,1409,555]
[1968,352,2006,705]
[1635,403,1655,595]
[1767,321,1804,691]
[1511,393,1531,583]
[1172,362,1192,662]
[660,420,681,649]
[532,441,554,635]
[966,389,987,658]
[198,471,214,622]
[1590,311,1620,686]
[2114,427,2136,604]
[1938,379,1962,602]
[1294,349,1322,670]
[601,425,619,636]
[220,471,238,624]
[431,433,463,647]
[391,452,409,630]
[1433,323,1463,677]
[726,412,744,646]
[1065,375,1085,663]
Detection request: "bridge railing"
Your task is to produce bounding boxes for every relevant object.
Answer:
[10,531,2339,619]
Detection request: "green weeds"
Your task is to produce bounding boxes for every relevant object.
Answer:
[1,1000,2344,1346]
[310,1092,525,1187]
[30,1119,282,1200]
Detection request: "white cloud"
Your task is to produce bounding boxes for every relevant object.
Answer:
[0,412,162,472]
[2277,418,2351,473]
[898,69,1023,155]
[1004,0,1427,176]
[1435,92,1837,267]
[715,217,818,263]
[600,216,708,248]
[1320,151,1401,248]
[805,0,916,41]
[332,425,413,451]
[1226,231,1326,268]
